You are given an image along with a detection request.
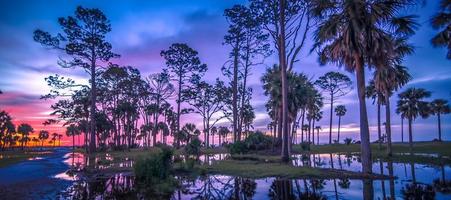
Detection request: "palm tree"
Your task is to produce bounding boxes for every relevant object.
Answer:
[218,126,230,146]
[374,64,412,155]
[430,0,451,60]
[17,123,33,150]
[315,126,321,145]
[366,81,385,149]
[334,105,347,143]
[66,124,81,150]
[312,0,418,174]
[430,99,450,141]
[38,130,49,150]
[32,137,39,147]
[51,133,58,148]
[210,127,218,147]
[396,88,431,152]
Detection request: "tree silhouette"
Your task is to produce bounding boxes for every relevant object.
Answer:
[34,6,119,153]
[183,80,228,148]
[315,72,352,144]
[312,0,418,175]
[224,4,270,142]
[334,105,347,143]
[38,130,49,150]
[397,88,431,152]
[17,123,33,150]
[430,0,450,59]
[161,43,207,148]
[429,99,450,141]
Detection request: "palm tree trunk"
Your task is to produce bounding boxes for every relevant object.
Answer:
[408,118,413,153]
[329,96,333,144]
[312,119,315,145]
[388,161,395,199]
[385,95,392,156]
[355,60,372,174]
[377,102,381,149]
[438,113,442,141]
[72,134,75,151]
[337,116,341,143]
[401,117,404,143]
[301,110,305,143]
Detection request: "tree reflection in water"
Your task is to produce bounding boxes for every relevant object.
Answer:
[269,178,327,200]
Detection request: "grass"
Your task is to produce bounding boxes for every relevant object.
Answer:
[199,159,389,179]
[292,141,451,156]
[49,141,451,179]
[0,150,53,168]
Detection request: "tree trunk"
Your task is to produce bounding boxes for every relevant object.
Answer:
[329,95,333,144]
[408,118,413,153]
[176,74,182,148]
[385,95,392,156]
[232,41,239,142]
[280,0,290,163]
[388,161,395,199]
[355,59,372,175]
[377,102,381,149]
[438,113,442,141]
[89,56,96,153]
[337,116,341,143]
[401,117,404,143]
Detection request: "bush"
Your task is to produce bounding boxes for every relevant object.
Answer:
[244,131,273,150]
[344,138,353,145]
[134,146,174,185]
[185,137,201,157]
[229,141,249,154]
[300,142,311,151]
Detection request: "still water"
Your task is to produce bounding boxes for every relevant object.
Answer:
[57,152,451,200]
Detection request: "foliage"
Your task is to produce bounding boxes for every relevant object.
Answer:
[243,131,273,151]
[228,141,249,154]
[185,137,202,157]
[300,142,311,151]
[134,146,174,185]
[430,0,451,59]
[344,138,353,146]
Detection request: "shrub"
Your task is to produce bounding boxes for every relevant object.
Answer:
[229,141,249,154]
[244,131,273,150]
[185,137,201,157]
[344,138,353,145]
[300,142,311,151]
[134,146,174,185]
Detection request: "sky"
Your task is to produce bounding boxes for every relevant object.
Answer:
[0,0,450,146]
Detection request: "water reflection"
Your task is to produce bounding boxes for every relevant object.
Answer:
[59,152,451,199]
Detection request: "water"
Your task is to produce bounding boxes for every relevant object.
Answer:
[58,152,451,200]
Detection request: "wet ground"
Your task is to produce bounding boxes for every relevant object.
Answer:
[0,148,73,199]
[1,149,451,199]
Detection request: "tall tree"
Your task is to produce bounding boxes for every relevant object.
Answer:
[224,4,270,141]
[396,88,431,152]
[312,0,418,175]
[146,71,175,146]
[334,105,347,143]
[0,111,15,151]
[374,64,412,155]
[66,124,81,150]
[366,80,385,149]
[34,6,119,153]
[17,123,33,150]
[430,99,450,141]
[251,0,314,162]
[315,72,352,144]
[161,43,207,147]
[183,80,228,148]
[430,0,451,59]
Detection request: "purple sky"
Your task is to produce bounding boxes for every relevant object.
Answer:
[0,0,450,144]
